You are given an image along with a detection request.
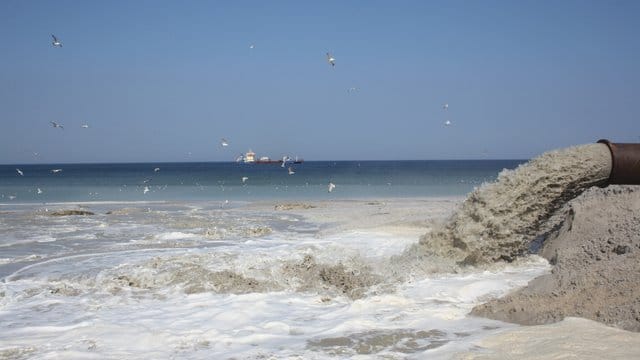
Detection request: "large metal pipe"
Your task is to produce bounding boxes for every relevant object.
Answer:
[597,139,640,185]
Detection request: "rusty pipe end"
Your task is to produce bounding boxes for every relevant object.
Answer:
[597,139,640,185]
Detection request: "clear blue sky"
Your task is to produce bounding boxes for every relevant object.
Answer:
[1,0,638,164]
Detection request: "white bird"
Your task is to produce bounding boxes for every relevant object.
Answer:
[51,34,62,47]
[281,156,288,168]
[347,87,358,93]
[443,103,449,110]
[51,169,62,173]
[143,186,150,194]
[50,121,64,129]
[249,44,255,49]
[16,168,24,176]
[37,188,43,194]
[326,52,336,67]
[154,167,160,172]
[288,166,295,175]
[221,138,229,147]
[81,124,89,128]
[242,176,249,183]
[8,195,16,200]
[445,120,452,126]
[328,182,336,193]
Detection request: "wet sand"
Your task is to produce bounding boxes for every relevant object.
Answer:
[453,317,640,360]
[471,185,640,331]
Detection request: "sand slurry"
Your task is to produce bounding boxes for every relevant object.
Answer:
[472,185,640,331]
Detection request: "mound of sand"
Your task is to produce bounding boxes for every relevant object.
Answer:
[472,185,640,331]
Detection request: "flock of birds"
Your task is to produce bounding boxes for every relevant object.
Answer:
[7,35,454,199]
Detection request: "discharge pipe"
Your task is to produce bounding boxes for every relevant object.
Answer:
[598,139,640,185]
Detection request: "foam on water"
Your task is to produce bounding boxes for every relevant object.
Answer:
[0,201,551,358]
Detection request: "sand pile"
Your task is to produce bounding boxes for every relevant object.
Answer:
[472,185,640,331]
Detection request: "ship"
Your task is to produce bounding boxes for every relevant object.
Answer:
[236,150,304,164]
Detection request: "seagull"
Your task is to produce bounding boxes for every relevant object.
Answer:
[221,138,229,147]
[143,186,150,194]
[81,124,89,128]
[51,34,62,47]
[37,188,43,194]
[445,120,452,126]
[326,52,336,67]
[328,182,336,193]
[51,169,62,173]
[288,166,295,175]
[242,176,249,184]
[16,168,24,176]
[249,44,255,49]
[347,87,358,93]
[443,103,449,110]
[281,156,288,168]
[154,167,160,172]
[50,121,64,129]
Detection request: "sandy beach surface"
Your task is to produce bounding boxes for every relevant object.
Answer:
[250,187,640,358]
[247,197,463,238]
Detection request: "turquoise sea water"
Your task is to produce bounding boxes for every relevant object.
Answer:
[1,160,523,203]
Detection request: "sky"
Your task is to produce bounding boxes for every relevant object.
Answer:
[1,0,639,164]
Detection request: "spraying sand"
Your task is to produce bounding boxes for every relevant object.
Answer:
[413,143,612,266]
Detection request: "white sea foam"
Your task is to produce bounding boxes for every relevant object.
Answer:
[0,199,552,358]
[154,231,199,241]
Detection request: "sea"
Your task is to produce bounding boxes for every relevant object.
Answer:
[0,160,522,203]
[0,160,553,359]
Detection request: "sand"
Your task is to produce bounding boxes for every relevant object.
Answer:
[471,185,640,331]
[453,317,640,360]
[417,143,613,266]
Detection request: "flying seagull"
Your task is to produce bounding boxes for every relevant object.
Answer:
[51,34,62,47]
[443,103,449,110]
[81,124,89,128]
[445,120,452,126]
[328,182,336,193]
[143,186,150,194]
[347,87,358,93]
[16,168,24,176]
[249,44,255,49]
[50,121,64,129]
[221,138,229,147]
[288,166,295,175]
[51,169,62,173]
[37,188,43,194]
[154,167,160,172]
[326,52,335,67]
[242,176,249,184]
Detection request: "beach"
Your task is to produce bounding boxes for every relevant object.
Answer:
[0,196,542,359]
[1,186,639,358]
[252,186,640,359]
